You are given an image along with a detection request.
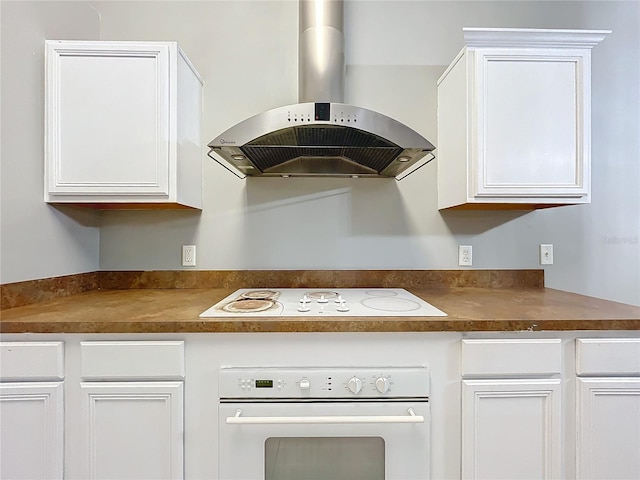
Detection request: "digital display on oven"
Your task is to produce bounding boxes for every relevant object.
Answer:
[255,379,274,388]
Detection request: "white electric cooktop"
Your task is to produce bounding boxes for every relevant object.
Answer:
[199,288,447,318]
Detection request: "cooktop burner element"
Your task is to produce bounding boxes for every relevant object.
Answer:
[239,290,279,300]
[305,291,339,300]
[199,288,447,318]
[361,296,421,312]
[222,299,276,313]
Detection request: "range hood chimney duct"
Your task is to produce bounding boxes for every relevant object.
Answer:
[298,0,344,103]
[207,0,436,179]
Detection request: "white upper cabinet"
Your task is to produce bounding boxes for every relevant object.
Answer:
[437,28,609,210]
[45,41,203,209]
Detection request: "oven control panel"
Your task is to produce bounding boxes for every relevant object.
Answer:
[219,367,429,399]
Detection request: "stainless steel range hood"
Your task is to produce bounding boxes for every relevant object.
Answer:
[207,0,435,179]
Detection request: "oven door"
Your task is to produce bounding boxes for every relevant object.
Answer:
[218,401,430,480]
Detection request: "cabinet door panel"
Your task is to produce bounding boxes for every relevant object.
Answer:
[0,382,63,479]
[80,381,183,480]
[577,378,640,480]
[475,50,588,198]
[462,379,561,479]
[46,42,170,195]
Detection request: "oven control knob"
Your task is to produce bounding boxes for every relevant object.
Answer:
[299,378,310,390]
[375,377,390,394]
[347,376,363,394]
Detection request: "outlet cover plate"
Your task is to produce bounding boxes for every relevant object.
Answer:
[540,244,553,265]
[458,245,473,266]
[182,245,196,267]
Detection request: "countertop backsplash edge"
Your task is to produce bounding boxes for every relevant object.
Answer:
[1,269,544,309]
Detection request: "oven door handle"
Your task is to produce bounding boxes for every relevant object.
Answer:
[226,408,425,425]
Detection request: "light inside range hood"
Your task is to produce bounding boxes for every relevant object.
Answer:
[207,0,435,179]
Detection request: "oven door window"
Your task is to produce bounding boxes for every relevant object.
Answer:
[265,437,384,480]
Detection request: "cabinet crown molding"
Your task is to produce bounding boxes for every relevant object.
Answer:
[462,27,611,49]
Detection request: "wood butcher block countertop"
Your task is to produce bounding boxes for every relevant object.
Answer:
[1,270,639,333]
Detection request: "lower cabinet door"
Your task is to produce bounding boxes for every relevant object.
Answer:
[0,382,64,479]
[80,381,184,480]
[461,378,561,480]
[577,378,640,480]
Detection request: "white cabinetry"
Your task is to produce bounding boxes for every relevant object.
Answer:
[0,342,64,479]
[2,332,639,479]
[437,28,609,210]
[74,341,185,480]
[461,339,562,479]
[576,338,640,479]
[45,41,203,209]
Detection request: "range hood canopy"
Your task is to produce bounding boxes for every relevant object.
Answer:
[208,0,435,179]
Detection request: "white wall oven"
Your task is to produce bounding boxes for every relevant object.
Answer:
[218,367,431,480]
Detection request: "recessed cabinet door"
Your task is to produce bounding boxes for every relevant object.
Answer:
[0,382,64,479]
[461,378,561,479]
[577,378,640,480]
[473,49,589,199]
[46,42,171,197]
[80,381,183,480]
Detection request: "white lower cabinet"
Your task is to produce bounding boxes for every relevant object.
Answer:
[0,342,65,480]
[74,340,186,480]
[4,333,640,479]
[0,382,64,479]
[576,338,640,480]
[462,379,561,479]
[461,339,562,479]
[577,378,640,479]
[79,381,184,480]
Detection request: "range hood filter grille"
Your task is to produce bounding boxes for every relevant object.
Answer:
[242,125,403,174]
[242,145,403,175]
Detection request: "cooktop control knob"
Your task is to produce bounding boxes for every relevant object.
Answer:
[299,378,310,390]
[375,376,390,394]
[297,300,311,312]
[347,376,363,394]
[336,300,350,312]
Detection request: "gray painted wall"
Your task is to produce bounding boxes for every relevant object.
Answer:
[1,1,638,306]
[0,1,101,284]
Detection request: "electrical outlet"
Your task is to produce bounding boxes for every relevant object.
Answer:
[540,244,553,265]
[182,245,196,267]
[458,245,472,266]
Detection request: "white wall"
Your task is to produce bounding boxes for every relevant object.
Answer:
[0,1,101,283]
[1,1,638,307]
